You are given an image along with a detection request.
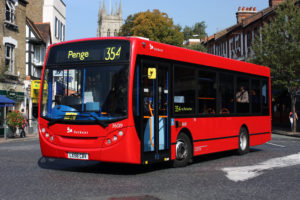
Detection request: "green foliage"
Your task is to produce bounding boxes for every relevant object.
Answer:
[186,43,207,53]
[183,22,207,40]
[119,9,184,46]
[6,110,27,129]
[252,0,300,95]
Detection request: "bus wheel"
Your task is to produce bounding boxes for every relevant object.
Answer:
[173,133,192,168]
[237,127,249,155]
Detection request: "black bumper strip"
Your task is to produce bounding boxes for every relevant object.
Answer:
[171,132,270,145]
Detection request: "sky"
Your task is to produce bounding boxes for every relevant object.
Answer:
[65,0,269,41]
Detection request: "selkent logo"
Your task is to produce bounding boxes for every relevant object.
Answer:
[149,44,164,52]
[67,127,73,133]
[66,127,88,135]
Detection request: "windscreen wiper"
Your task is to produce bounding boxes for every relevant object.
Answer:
[89,114,109,128]
[47,118,64,127]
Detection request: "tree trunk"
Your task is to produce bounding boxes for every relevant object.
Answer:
[291,94,297,132]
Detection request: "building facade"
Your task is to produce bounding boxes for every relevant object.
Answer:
[0,0,28,133]
[97,0,123,37]
[204,0,287,61]
[25,18,51,122]
[1,0,64,134]
[43,0,66,43]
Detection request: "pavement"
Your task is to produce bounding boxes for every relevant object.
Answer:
[0,126,299,144]
[0,133,39,143]
[272,126,300,138]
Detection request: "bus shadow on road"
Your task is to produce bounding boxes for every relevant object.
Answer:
[37,148,262,175]
[191,148,262,165]
[37,157,170,175]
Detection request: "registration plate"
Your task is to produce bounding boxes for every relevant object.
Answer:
[67,152,89,160]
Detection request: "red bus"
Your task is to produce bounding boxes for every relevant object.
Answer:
[38,37,271,167]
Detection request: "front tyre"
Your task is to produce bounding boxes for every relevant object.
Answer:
[173,133,192,168]
[237,127,249,155]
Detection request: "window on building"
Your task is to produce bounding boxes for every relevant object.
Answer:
[63,25,65,41]
[114,29,118,36]
[5,0,15,24]
[34,45,46,65]
[247,31,252,53]
[5,43,15,74]
[173,65,196,115]
[60,22,63,41]
[107,29,111,37]
[198,70,217,115]
[55,17,58,39]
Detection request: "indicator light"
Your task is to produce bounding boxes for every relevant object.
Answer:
[50,136,54,141]
[42,128,45,133]
[107,139,111,144]
[45,133,49,138]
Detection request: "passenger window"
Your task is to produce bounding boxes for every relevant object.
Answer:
[251,79,261,113]
[262,79,269,115]
[236,77,250,113]
[220,74,234,114]
[173,65,196,115]
[198,70,216,115]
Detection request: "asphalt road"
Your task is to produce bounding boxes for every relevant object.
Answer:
[0,134,299,200]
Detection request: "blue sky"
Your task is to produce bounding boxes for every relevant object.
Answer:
[65,0,269,41]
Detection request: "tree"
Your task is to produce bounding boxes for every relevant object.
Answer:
[183,22,207,40]
[252,0,300,132]
[186,43,207,53]
[119,9,184,46]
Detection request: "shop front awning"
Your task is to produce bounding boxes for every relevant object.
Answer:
[0,95,15,107]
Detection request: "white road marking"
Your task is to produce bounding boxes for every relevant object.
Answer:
[222,152,300,182]
[266,142,286,148]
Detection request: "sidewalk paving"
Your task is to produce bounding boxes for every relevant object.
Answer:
[0,133,39,143]
[272,126,300,138]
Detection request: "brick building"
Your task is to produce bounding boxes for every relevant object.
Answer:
[0,0,28,135]
[204,0,286,61]
[1,0,63,133]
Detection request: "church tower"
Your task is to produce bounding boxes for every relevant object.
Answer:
[97,0,123,37]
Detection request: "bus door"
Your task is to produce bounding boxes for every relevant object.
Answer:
[141,60,170,164]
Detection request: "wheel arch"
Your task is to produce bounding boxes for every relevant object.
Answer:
[177,128,194,157]
[240,124,249,138]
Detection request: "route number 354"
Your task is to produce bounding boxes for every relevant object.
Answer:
[104,46,122,61]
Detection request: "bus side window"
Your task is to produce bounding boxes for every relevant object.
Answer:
[173,65,196,115]
[262,79,269,115]
[236,77,250,113]
[198,70,216,115]
[219,74,234,114]
[251,79,261,113]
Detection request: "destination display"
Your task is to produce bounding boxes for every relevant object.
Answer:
[46,40,130,65]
